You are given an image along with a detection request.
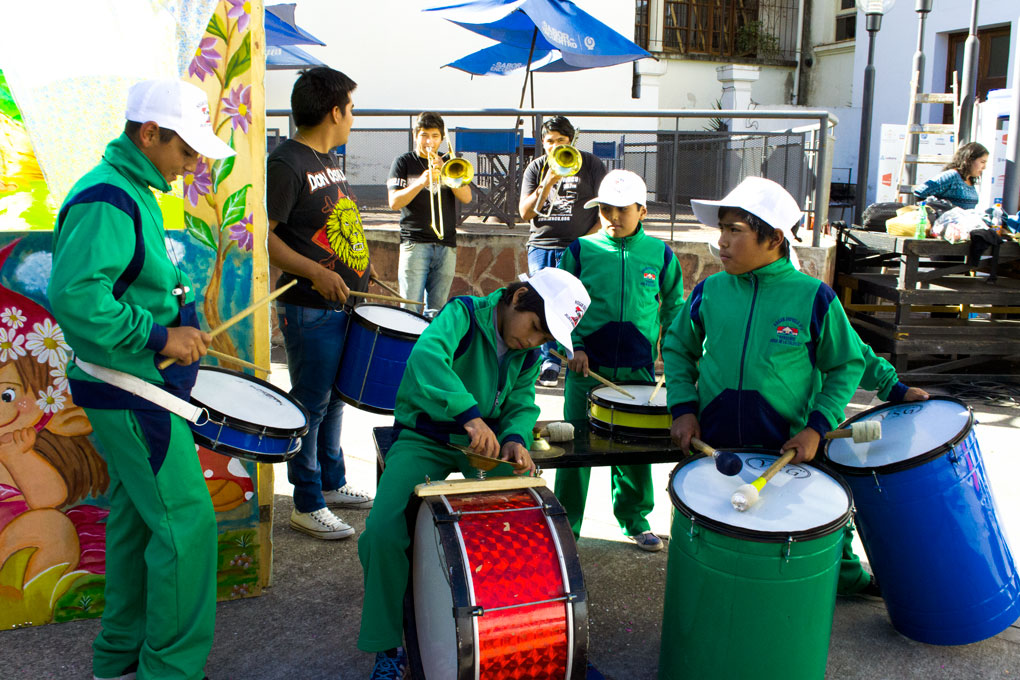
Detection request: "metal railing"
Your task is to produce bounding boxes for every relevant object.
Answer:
[267,108,838,246]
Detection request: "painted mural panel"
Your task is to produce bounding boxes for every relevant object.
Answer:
[0,0,268,629]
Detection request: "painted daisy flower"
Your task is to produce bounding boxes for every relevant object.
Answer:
[183,157,212,207]
[228,213,254,251]
[1,306,26,330]
[50,364,70,394]
[25,319,70,368]
[36,386,66,415]
[188,37,221,82]
[0,328,25,363]
[221,84,252,134]
[227,0,251,33]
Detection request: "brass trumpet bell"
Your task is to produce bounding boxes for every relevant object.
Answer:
[547,144,581,177]
[441,157,474,188]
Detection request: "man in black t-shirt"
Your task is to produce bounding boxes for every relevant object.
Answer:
[267,67,374,541]
[519,115,606,386]
[386,111,472,316]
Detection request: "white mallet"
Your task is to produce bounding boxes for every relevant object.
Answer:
[825,420,882,444]
[538,422,575,442]
[730,423,883,511]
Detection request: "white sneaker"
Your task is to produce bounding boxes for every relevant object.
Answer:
[323,484,374,509]
[289,507,355,540]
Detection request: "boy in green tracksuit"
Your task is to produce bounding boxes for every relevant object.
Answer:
[664,176,871,595]
[556,170,684,551]
[357,267,590,679]
[49,80,234,680]
[859,341,929,403]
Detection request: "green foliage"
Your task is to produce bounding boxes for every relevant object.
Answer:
[223,33,251,87]
[185,213,217,249]
[220,184,252,229]
[736,21,781,59]
[211,132,236,193]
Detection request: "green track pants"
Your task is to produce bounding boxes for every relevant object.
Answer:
[555,368,655,539]
[357,429,520,652]
[84,408,217,680]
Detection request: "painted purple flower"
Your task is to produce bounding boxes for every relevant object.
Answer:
[183,157,212,207]
[221,85,252,134]
[227,0,251,33]
[228,213,254,251]
[188,37,221,81]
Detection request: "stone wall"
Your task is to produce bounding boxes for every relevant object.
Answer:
[366,226,836,299]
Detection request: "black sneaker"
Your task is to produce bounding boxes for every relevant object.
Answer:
[538,367,559,387]
[841,577,882,600]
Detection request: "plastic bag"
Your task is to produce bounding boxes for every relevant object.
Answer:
[932,207,986,243]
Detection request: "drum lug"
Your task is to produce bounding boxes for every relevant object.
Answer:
[542,502,567,517]
[688,517,699,542]
[783,535,794,562]
[454,604,486,618]
[871,470,882,494]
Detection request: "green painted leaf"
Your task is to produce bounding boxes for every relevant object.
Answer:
[184,213,217,249]
[220,184,251,229]
[207,14,228,42]
[211,155,235,193]
[223,33,251,87]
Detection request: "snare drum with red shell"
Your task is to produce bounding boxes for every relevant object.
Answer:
[405,478,588,680]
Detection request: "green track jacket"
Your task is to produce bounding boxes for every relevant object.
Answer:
[860,340,908,401]
[558,224,684,372]
[49,134,195,387]
[663,256,865,449]
[393,290,541,449]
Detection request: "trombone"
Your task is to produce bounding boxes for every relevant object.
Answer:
[537,143,582,218]
[425,136,474,241]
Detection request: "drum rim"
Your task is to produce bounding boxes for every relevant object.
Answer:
[191,366,310,438]
[586,381,666,414]
[351,303,431,341]
[588,418,672,442]
[667,453,854,543]
[192,432,300,463]
[822,396,974,476]
[334,392,395,416]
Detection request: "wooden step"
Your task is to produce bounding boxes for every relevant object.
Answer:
[915,92,956,104]
[903,154,954,164]
[907,124,956,134]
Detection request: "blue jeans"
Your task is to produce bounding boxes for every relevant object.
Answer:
[527,245,566,370]
[399,241,456,316]
[278,302,348,513]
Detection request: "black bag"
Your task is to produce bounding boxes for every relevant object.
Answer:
[860,202,902,231]
[924,198,953,221]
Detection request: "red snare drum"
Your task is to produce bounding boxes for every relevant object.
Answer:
[405,480,588,680]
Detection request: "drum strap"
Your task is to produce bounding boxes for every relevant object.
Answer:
[74,358,205,424]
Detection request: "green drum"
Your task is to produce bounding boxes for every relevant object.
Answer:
[659,452,852,680]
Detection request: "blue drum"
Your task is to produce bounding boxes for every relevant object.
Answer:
[189,367,309,463]
[825,397,1020,645]
[335,304,430,414]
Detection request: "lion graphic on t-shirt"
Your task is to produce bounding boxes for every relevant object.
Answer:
[313,195,369,275]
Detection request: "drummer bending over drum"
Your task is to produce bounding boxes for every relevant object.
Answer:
[662,177,882,596]
[357,267,590,679]
[555,170,684,551]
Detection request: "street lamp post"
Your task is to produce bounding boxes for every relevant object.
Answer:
[854,0,896,224]
[905,0,934,190]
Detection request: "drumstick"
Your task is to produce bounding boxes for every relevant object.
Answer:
[549,350,635,400]
[689,437,743,476]
[647,373,666,404]
[158,280,297,369]
[349,290,424,306]
[825,421,882,443]
[731,449,797,512]
[207,349,269,375]
[370,276,402,298]
[450,442,529,472]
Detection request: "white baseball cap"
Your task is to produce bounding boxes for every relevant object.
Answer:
[519,267,590,359]
[125,79,235,160]
[692,176,803,268]
[583,169,647,209]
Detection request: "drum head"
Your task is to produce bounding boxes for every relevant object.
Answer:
[590,384,667,409]
[411,501,459,679]
[353,304,430,337]
[669,453,851,541]
[192,368,307,431]
[826,397,972,472]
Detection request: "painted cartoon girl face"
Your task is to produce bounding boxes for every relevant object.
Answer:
[0,362,41,430]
